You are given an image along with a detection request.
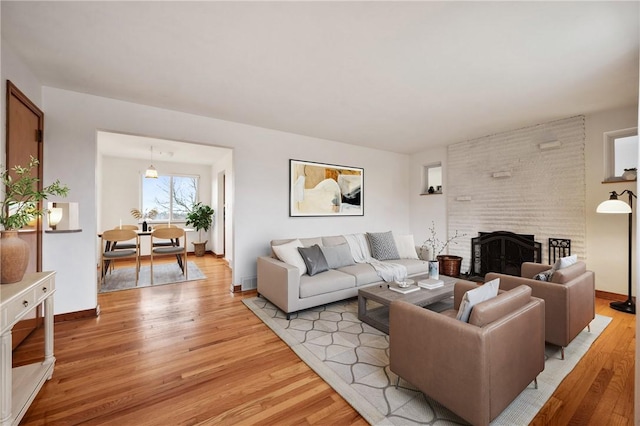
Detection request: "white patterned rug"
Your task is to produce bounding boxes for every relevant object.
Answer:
[99,262,206,293]
[243,297,611,425]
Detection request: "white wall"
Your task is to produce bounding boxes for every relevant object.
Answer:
[38,87,410,314]
[585,105,638,295]
[212,151,233,259]
[409,146,448,257]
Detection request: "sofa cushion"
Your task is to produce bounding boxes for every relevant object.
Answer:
[299,269,356,298]
[551,261,587,284]
[394,234,419,260]
[299,237,324,248]
[368,231,400,261]
[337,263,380,286]
[322,235,347,247]
[469,285,532,327]
[298,244,329,276]
[320,243,355,269]
[272,239,307,276]
[456,278,500,322]
[386,259,429,275]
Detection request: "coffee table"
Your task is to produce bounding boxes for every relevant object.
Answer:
[357,274,459,334]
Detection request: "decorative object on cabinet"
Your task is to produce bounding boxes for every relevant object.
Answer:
[0,157,69,284]
[0,271,56,425]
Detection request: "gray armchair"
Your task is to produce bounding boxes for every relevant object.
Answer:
[389,282,545,426]
[486,261,595,359]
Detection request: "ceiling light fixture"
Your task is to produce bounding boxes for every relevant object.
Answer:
[145,146,158,179]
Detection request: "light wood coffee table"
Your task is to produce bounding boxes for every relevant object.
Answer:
[357,274,459,334]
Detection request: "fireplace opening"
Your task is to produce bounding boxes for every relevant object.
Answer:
[470,231,542,277]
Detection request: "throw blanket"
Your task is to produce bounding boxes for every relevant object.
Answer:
[344,234,407,282]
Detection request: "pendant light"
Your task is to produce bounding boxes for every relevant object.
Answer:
[145,146,158,179]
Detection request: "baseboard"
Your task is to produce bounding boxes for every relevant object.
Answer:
[595,290,632,302]
[54,305,100,323]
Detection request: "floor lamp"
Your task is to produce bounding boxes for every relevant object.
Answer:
[596,190,636,314]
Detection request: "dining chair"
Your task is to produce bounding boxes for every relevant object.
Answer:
[150,227,187,284]
[100,229,140,287]
[108,224,140,271]
[151,224,178,248]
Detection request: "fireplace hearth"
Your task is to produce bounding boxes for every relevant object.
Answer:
[470,231,542,277]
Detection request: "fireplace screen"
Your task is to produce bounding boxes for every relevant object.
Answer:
[471,231,542,277]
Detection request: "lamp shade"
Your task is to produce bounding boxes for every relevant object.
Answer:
[48,207,63,228]
[596,198,631,214]
[145,165,158,179]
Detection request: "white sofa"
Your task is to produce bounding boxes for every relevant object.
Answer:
[257,233,430,319]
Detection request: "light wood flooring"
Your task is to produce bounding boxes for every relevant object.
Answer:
[12,255,635,425]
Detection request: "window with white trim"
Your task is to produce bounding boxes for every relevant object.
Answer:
[141,174,198,221]
[604,128,638,182]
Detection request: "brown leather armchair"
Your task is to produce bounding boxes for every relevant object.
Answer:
[389,282,545,426]
[486,261,595,359]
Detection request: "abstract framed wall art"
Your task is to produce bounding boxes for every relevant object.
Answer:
[289,159,364,217]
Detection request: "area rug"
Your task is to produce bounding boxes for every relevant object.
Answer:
[99,263,206,293]
[243,297,611,425]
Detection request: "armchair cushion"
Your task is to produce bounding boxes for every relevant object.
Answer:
[456,278,500,322]
[469,285,531,327]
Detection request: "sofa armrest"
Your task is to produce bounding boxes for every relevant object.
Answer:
[257,256,301,314]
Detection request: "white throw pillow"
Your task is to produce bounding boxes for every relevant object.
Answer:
[272,239,307,276]
[554,254,578,270]
[456,278,500,323]
[394,234,419,260]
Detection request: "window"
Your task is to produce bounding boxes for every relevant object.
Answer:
[421,163,442,195]
[142,174,198,221]
[604,128,638,181]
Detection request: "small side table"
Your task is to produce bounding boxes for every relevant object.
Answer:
[0,271,56,426]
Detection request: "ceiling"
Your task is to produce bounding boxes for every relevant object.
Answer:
[2,1,639,155]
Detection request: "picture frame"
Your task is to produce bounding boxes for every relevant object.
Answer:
[289,159,364,217]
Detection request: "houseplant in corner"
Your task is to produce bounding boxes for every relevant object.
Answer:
[0,156,69,284]
[185,202,214,257]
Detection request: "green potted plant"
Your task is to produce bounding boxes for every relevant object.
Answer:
[0,156,69,284]
[185,202,215,257]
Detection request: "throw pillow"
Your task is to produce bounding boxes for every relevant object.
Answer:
[272,239,307,276]
[297,245,329,276]
[367,231,400,261]
[394,234,419,260]
[533,269,555,281]
[554,254,578,270]
[456,278,500,323]
[320,243,355,269]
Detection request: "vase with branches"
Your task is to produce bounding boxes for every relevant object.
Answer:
[421,222,466,261]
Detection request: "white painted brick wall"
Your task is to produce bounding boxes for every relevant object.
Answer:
[447,116,586,273]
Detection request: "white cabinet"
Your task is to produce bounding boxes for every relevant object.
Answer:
[1,271,56,426]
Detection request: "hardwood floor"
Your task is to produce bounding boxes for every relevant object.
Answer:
[13,255,634,425]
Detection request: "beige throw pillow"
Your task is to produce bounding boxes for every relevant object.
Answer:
[272,239,307,276]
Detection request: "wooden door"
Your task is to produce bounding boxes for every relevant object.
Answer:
[6,81,44,349]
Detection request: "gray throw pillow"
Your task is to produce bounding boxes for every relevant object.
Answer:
[297,244,329,276]
[367,231,400,261]
[533,269,554,281]
[320,243,355,269]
